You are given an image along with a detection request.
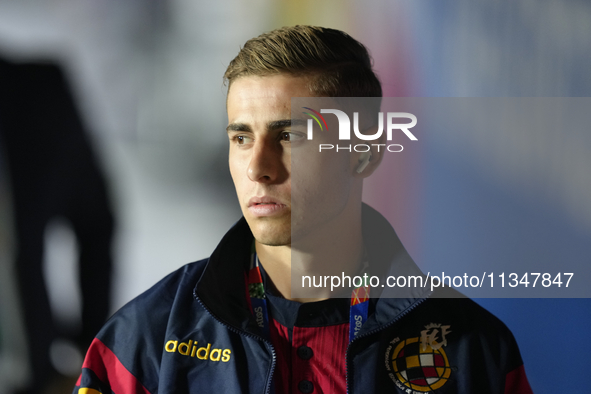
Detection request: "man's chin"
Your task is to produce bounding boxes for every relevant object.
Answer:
[253,231,291,247]
[245,216,291,246]
[250,226,291,247]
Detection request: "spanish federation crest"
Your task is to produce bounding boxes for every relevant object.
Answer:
[385,323,454,393]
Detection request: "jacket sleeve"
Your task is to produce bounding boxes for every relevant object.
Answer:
[72,262,203,394]
[504,365,533,394]
[73,338,152,394]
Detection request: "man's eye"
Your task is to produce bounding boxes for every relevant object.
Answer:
[280,132,304,142]
[234,135,253,145]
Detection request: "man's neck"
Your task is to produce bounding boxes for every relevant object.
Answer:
[255,208,364,302]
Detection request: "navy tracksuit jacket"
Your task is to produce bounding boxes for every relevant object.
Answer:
[74,206,532,393]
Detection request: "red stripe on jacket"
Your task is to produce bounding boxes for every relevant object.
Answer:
[504,365,533,394]
[77,337,152,394]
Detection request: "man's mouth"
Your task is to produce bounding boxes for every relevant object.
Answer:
[248,197,287,216]
[248,196,280,206]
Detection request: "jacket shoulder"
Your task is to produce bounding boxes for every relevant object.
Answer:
[419,295,524,371]
[99,259,208,341]
[77,259,209,394]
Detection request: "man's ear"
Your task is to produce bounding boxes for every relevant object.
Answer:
[352,125,386,178]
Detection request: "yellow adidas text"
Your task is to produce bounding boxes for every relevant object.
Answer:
[164,340,231,362]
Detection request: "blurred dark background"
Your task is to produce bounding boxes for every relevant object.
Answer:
[0,1,589,393]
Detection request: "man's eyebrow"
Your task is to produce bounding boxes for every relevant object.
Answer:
[268,119,306,129]
[227,119,307,132]
[226,123,251,132]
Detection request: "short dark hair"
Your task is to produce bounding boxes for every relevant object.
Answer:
[224,25,382,98]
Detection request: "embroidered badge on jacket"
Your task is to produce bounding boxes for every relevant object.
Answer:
[385,323,454,393]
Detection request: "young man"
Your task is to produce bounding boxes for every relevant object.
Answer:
[74,26,533,394]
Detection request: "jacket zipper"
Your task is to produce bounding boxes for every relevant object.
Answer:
[345,296,429,394]
[194,295,277,394]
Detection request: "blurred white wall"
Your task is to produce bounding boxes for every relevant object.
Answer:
[0,1,264,389]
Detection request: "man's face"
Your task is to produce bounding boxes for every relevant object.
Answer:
[226,74,358,247]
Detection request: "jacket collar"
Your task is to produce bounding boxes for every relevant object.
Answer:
[357,204,431,333]
[194,204,431,337]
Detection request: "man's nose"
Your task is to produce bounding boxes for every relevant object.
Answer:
[247,140,281,183]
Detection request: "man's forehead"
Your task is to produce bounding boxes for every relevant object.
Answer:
[226,103,292,127]
[226,74,339,128]
[225,75,303,126]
